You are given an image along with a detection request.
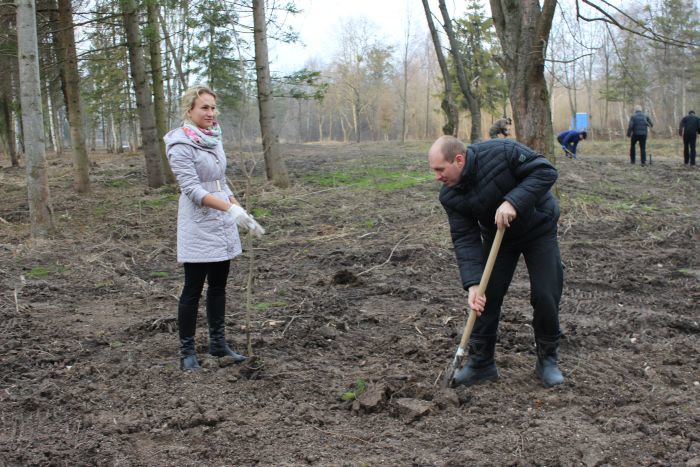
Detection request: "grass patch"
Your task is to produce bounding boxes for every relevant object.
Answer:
[305,167,432,191]
[27,265,64,278]
[141,193,179,207]
[251,207,271,218]
[341,378,368,401]
[150,271,169,278]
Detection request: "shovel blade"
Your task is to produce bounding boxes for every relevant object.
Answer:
[440,354,462,389]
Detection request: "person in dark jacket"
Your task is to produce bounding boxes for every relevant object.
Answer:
[557,129,587,158]
[489,117,512,139]
[679,110,700,166]
[627,105,653,165]
[428,136,564,388]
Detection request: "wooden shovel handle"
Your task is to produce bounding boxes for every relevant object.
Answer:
[457,226,505,352]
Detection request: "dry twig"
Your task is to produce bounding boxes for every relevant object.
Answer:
[357,234,410,276]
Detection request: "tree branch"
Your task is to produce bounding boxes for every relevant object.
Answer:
[577,0,698,48]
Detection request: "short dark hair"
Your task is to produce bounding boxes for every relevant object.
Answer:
[580,131,588,139]
[437,135,466,163]
[690,110,696,115]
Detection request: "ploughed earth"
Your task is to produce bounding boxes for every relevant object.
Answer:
[1,140,698,465]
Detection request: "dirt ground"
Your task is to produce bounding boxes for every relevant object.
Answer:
[1,140,698,465]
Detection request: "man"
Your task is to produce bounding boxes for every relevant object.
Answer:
[557,129,587,159]
[627,105,653,166]
[489,117,512,139]
[679,110,700,166]
[428,136,564,388]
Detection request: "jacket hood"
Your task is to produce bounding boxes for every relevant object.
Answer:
[164,127,218,153]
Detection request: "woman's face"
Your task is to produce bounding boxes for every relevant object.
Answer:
[187,93,216,129]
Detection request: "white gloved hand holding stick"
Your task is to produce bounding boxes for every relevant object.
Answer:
[227,204,265,238]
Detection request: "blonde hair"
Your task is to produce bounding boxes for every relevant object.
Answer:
[180,85,218,122]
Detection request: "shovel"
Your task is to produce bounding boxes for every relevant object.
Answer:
[441,226,505,388]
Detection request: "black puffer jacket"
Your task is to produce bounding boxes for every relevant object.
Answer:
[439,139,559,289]
[679,113,700,136]
[627,111,653,136]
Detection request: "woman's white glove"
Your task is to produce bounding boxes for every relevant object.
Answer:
[227,204,265,238]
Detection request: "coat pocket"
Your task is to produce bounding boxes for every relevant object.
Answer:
[193,206,212,223]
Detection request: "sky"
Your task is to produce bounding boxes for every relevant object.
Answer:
[266,0,691,75]
[268,0,467,73]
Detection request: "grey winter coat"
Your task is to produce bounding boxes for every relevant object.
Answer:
[164,127,242,263]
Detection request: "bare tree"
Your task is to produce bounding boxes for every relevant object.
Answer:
[121,0,166,188]
[490,0,557,157]
[438,0,483,142]
[56,0,90,193]
[422,0,459,136]
[146,0,175,184]
[17,0,54,237]
[252,0,290,188]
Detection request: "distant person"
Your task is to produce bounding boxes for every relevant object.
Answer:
[489,117,512,139]
[164,85,265,370]
[627,105,653,166]
[557,129,587,159]
[679,110,699,166]
[428,136,565,388]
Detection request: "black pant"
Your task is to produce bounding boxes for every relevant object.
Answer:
[472,228,563,341]
[630,134,647,164]
[178,261,230,339]
[683,135,697,165]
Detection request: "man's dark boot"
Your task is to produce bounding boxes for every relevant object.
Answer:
[535,338,564,387]
[180,336,201,371]
[207,299,246,363]
[453,336,499,387]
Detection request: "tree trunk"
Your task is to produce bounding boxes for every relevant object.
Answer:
[422,0,458,136]
[0,65,19,167]
[56,0,90,193]
[438,0,482,142]
[400,14,411,144]
[490,0,556,159]
[146,0,175,183]
[157,9,187,89]
[352,89,361,143]
[48,77,64,156]
[252,0,290,187]
[40,61,56,154]
[17,0,54,237]
[121,0,165,188]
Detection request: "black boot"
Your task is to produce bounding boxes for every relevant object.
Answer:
[535,338,564,387]
[453,336,499,387]
[180,336,201,371]
[207,299,246,363]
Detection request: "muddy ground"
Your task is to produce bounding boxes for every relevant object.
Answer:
[1,140,698,465]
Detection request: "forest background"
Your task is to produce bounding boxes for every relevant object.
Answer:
[1,0,698,163]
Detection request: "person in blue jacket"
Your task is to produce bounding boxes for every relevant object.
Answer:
[428,135,565,388]
[557,129,587,159]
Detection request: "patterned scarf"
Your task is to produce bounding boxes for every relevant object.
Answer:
[182,122,222,149]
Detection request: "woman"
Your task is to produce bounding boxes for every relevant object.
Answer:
[165,85,264,370]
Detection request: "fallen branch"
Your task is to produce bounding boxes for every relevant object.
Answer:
[357,234,409,276]
[13,288,20,313]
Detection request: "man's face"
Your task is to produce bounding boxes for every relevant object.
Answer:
[428,148,465,187]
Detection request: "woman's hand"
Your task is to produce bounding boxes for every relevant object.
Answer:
[227,205,265,238]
